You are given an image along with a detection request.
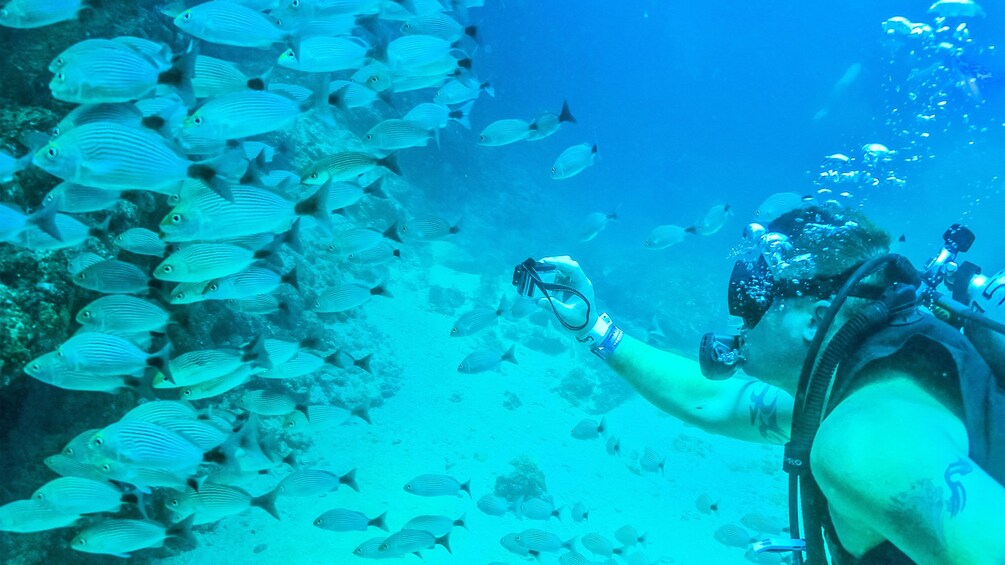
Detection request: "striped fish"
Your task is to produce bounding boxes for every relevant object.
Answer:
[32,477,126,515]
[90,421,203,472]
[49,41,190,104]
[551,143,598,180]
[515,528,574,553]
[70,518,193,558]
[193,55,265,98]
[401,13,475,42]
[0,499,80,533]
[50,37,170,73]
[240,389,300,416]
[363,119,433,151]
[347,242,401,265]
[43,182,120,213]
[184,90,300,141]
[180,364,255,400]
[200,266,298,301]
[168,280,212,305]
[32,122,222,194]
[173,1,288,49]
[156,348,251,388]
[386,35,455,72]
[154,243,263,283]
[68,252,105,276]
[400,215,459,240]
[16,213,101,251]
[76,295,170,333]
[327,80,383,110]
[257,351,325,380]
[313,281,391,313]
[277,469,359,496]
[51,333,170,378]
[113,228,166,257]
[73,259,151,294]
[168,483,279,524]
[403,514,466,537]
[282,403,371,431]
[326,227,394,255]
[52,102,143,136]
[262,338,301,366]
[314,508,388,532]
[379,529,450,556]
[44,455,107,482]
[160,184,326,242]
[301,152,401,185]
[279,36,370,73]
[25,353,141,394]
[402,474,470,498]
[478,119,532,147]
[121,401,197,425]
[0,0,82,29]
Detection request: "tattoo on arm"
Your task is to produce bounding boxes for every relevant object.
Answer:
[887,479,949,560]
[944,458,972,518]
[748,384,785,440]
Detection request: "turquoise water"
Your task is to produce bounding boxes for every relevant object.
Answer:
[0,0,1002,563]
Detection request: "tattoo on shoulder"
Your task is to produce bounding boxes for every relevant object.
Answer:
[887,479,948,554]
[748,384,785,440]
[944,458,972,518]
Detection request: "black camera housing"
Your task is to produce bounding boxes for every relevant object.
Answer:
[512,258,555,297]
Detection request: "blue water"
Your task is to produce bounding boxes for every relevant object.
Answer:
[0,0,1003,563]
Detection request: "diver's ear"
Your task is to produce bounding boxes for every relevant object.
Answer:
[803,300,832,342]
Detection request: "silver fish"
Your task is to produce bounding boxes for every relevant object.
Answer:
[0,499,80,533]
[402,514,465,537]
[518,498,559,521]
[277,468,359,496]
[24,353,142,394]
[514,528,573,552]
[755,192,811,222]
[570,417,605,440]
[686,204,732,236]
[314,509,388,532]
[477,494,511,516]
[433,77,493,105]
[401,13,476,42]
[740,512,788,535]
[400,215,459,240]
[457,345,517,374]
[114,228,167,257]
[450,297,505,336]
[478,119,532,147]
[301,152,401,185]
[581,532,619,556]
[614,525,646,547]
[32,477,126,515]
[351,60,394,92]
[239,389,299,416]
[154,243,269,282]
[76,295,170,333]
[48,333,170,378]
[327,80,384,110]
[638,447,665,475]
[49,40,191,104]
[714,524,755,548]
[167,483,279,524]
[313,281,391,313]
[0,0,81,28]
[386,34,455,72]
[200,266,298,301]
[173,1,288,48]
[363,119,434,151]
[378,528,450,556]
[90,420,203,472]
[193,55,266,98]
[695,493,719,515]
[402,474,470,497]
[73,259,151,294]
[579,209,617,242]
[279,36,370,73]
[43,182,120,213]
[527,100,576,141]
[551,143,598,180]
[184,90,300,141]
[644,224,686,250]
[70,518,193,558]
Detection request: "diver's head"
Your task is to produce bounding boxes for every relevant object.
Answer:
[707,203,894,390]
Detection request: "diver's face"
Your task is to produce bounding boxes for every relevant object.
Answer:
[740,298,817,393]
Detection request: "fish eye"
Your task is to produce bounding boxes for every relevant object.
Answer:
[169,499,179,507]
[55,57,64,66]
[182,11,191,20]
[46,147,58,159]
[310,173,318,179]
[171,214,181,223]
[365,134,372,140]
[101,464,111,471]
[208,283,218,291]
[33,493,44,500]
[347,253,355,260]
[314,518,322,526]
[75,538,86,546]
[57,72,65,82]
[56,350,63,358]
[193,116,203,126]
[550,167,557,174]
[50,127,60,136]
[183,389,192,396]
[291,0,299,6]
[81,311,91,318]
[93,437,103,446]
[327,245,335,251]
[162,265,173,273]
[313,300,320,308]
[479,136,486,142]
[174,292,185,300]
[31,362,40,371]
[368,76,378,84]
[450,327,457,334]
[78,273,86,280]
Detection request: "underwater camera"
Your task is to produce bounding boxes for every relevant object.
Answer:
[512,257,556,298]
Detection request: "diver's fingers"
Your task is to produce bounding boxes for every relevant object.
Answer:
[538,256,591,288]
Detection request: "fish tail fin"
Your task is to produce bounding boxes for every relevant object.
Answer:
[278,218,303,255]
[383,220,402,243]
[495,294,507,316]
[591,143,598,154]
[242,335,273,370]
[364,176,387,199]
[294,180,331,232]
[27,203,62,241]
[454,512,467,530]
[502,344,518,365]
[460,479,471,497]
[351,400,372,424]
[559,100,576,124]
[167,514,197,547]
[340,468,359,492]
[480,80,494,97]
[327,84,350,111]
[158,42,197,105]
[552,506,563,521]
[435,532,451,553]
[598,416,606,435]
[370,283,392,299]
[148,341,173,383]
[448,100,475,130]
[432,126,441,150]
[562,537,576,551]
[247,66,272,91]
[465,25,479,43]
[639,531,649,548]
[378,153,401,176]
[281,266,299,292]
[189,150,244,202]
[370,511,389,531]
[448,216,462,235]
[251,488,281,520]
[684,226,699,234]
[354,353,373,374]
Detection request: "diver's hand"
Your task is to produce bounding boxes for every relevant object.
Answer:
[535,255,597,336]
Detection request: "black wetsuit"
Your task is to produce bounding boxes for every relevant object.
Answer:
[816,312,1005,564]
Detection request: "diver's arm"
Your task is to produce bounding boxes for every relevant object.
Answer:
[812,374,1005,565]
[607,333,792,445]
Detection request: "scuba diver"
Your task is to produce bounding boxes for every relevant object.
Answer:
[514,203,1005,564]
